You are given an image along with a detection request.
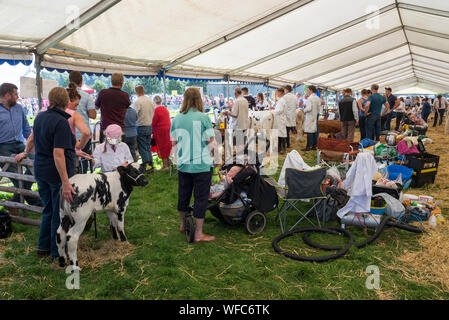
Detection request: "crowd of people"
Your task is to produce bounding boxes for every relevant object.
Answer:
[1,71,447,255]
[338,85,448,143]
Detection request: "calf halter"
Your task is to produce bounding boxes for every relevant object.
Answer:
[126,173,145,183]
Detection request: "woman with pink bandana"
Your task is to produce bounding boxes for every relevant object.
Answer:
[92,124,134,172]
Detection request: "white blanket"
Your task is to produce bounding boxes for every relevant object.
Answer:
[278,150,320,187]
[337,153,377,218]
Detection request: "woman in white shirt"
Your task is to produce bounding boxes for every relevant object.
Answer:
[256,93,269,111]
[394,97,406,131]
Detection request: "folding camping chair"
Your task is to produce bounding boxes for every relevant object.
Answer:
[268,167,327,233]
[317,137,359,172]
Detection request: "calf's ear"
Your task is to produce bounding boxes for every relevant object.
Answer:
[117,166,127,176]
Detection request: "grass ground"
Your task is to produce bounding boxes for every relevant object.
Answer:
[0,116,448,300]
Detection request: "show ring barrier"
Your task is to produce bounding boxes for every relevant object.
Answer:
[0,155,42,226]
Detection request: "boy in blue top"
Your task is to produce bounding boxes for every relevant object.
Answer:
[171,88,216,243]
[124,106,138,162]
[364,84,390,141]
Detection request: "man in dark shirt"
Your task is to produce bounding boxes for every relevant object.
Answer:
[33,87,76,259]
[338,88,359,142]
[242,87,256,110]
[384,87,399,131]
[95,73,131,142]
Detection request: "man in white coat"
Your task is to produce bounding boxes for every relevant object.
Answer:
[271,88,287,154]
[284,85,298,148]
[302,85,321,151]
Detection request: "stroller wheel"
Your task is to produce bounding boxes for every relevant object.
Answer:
[184,214,195,243]
[245,211,266,234]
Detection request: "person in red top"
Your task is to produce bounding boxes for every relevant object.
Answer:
[95,73,130,142]
[152,95,172,170]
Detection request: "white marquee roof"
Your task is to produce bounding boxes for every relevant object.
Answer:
[1,0,448,92]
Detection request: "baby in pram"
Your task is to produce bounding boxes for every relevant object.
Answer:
[210,165,243,199]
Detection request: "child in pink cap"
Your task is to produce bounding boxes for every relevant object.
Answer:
[92,124,134,172]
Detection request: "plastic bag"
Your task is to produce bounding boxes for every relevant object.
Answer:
[372,193,405,219]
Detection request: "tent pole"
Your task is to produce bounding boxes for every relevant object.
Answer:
[35,54,43,110]
[163,69,167,105]
[227,75,230,105]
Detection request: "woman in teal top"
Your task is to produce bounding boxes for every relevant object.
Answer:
[170,87,216,242]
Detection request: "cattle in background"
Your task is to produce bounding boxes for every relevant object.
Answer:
[56,163,148,269]
[296,108,305,142]
[249,110,274,135]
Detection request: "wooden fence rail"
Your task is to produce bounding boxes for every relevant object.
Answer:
[0,155,41,226]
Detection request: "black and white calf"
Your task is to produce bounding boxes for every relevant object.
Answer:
[56,163,148,269]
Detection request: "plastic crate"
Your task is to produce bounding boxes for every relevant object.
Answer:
[387,165,414,181]
[411,171,437,188]
[405,153,439,173]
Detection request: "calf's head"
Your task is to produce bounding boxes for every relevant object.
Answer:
[117,163,149,188]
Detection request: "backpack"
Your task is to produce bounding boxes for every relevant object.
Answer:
[0,210,12,239]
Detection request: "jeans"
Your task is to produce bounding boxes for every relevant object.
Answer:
[422,111,430,123]
[137,126,154,166]
[0,142,40,206]
[79,139,92,174]
[36,180,62,259]
[433,109,446,126]
[366,113,381,141]
[177,170,212,219]
[124,135,138,162]
[286,127,295,148]
[359,115,367,141]
[306,132,317,147]
[381,112,392,131]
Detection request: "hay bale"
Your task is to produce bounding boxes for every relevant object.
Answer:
[75,237,135,269]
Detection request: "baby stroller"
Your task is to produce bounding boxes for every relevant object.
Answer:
[184,136,278,242]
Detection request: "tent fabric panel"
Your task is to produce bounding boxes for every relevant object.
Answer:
[401,8,449,36]
[412,54,449,70]
[0,0,100,43]
[400,0,449,12]
[410,46,449,64]
[350,71,416,90]
[334,62,413,88]
[353,75,417,91]
[184,0,396,71]
[407,30,449,51]
[280,30,407,84]
[243,10,402,76]
[327,57,412,87]
[413,62,449,75]
[309,46,410,84]
[59,0,296,62]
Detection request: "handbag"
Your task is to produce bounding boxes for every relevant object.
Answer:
[150,136,156,147]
